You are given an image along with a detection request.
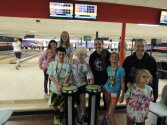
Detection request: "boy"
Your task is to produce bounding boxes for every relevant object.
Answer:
[70,46,94,124]
[47,47,70,125]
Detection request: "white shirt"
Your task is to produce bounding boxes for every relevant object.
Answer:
[13,42,21,52]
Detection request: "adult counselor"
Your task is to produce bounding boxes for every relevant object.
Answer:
[123,39,158,102]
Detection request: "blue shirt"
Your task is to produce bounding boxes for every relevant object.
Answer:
[104,66,125,94]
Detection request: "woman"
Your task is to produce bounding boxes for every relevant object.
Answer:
[39,40,57,99]
[122,38,158,102]
[59,31,73,64]
[12,38,22,70]
[89,38,110,109]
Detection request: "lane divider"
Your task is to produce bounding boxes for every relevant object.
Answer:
[10,53,42,64]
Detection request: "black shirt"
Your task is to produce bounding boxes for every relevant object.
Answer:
[89,49,110,86]
[122,52,158,101]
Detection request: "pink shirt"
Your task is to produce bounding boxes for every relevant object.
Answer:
[39,49,56,70]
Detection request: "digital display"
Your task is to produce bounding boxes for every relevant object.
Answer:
[75,4,97,19]
[49,2,73,18]
[159,10,167,24]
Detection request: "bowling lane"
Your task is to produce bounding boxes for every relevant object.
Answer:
[0,50,42,64]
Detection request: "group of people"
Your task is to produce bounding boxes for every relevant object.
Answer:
[38,31,158,125]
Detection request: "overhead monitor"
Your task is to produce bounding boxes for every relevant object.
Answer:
[84,36,91,41]
[49,2,73,18]
[159,10,167,24]
[74,4,97,19]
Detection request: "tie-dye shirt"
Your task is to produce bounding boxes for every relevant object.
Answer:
[70,59,94,87]
[125,84,154,123]
[47,60,70,93]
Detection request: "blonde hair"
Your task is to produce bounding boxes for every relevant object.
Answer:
[135,69,152,84]
[75,46,88,55]
[59,31,70,48]
[110,52,119,60]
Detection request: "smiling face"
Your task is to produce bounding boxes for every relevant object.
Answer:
[77,53,86,62]
[50,43,57,49]
[57,51,65,62]
[134,40,147,57]
[109,53,119,64]
[61,32,69,43]
[94,39,103,52]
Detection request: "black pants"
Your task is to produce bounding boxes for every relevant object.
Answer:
[44,69,51,93]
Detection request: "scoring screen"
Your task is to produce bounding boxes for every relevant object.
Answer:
[75,4,97,19]
[160,10,167,24]
[49,2,73,18]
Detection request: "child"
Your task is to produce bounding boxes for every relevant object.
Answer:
[39,40,57,99]
[70,46,94,124]
[103,52,125,125]
[12,38,22,70]
[125,69,154,125]
[59,31,74,64]
[47,47,70,125]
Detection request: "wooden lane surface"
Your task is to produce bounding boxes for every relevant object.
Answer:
[0,63,44,100]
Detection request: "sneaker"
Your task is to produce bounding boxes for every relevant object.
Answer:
[59,119,63,125]
[82,114,88,123]
[54,116,60,125]
[44,93,49,100]
[77,115,82,125]
[101,115,109,125]
[58,112,64,125]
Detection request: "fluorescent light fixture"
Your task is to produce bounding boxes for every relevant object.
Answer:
[30,31,36,32]
[137,24,159,26]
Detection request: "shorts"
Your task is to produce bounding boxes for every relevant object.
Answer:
[49,92,65,108]
[75,85,86,105]
[104,89,119,103]
[14,52,22,59]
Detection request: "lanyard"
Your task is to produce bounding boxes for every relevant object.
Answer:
[55,61,63,82]
[109,67,118,88]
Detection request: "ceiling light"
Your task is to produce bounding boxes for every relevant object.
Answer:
[30,31,36,32]
[137,24,159,26]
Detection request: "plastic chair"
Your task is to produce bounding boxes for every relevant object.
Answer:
[149,85,167,125]
[0,109,13,125]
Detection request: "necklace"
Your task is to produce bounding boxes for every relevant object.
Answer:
[55,61,63,83]
[108,66,118,88]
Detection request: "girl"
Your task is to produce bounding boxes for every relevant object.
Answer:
[39,40,57,99]
[59,31,73,64]
[70,46,94,124]
[12,38,22,70]
[103,52,125,125]
[89,38,110,110]
[125,69,154,125]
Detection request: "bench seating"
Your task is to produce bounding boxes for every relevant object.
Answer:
[150,85,167,125]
